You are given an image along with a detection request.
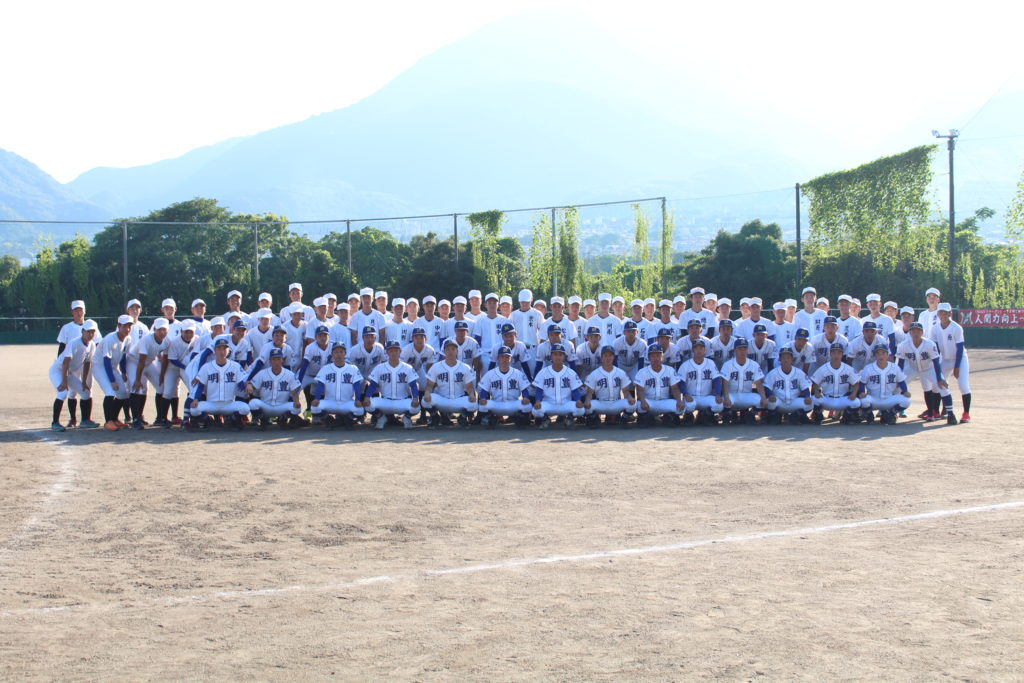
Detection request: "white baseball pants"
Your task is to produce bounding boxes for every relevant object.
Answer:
[369,397,416,415]
[940,356,971,394]
[248,399,301,417]
[587,399,636,415]
[904,366,951,396]
[813,396,861,411]
[95,370,129,400]
[532,400,584,418]
[192,400,251,417]
[689,395,723,412]
[161,365,185,398]
[49,366,91,400]
[860,395,910,411]
[422,396,478,414]
[313,400,365,417]
[768,397,811,413]
[126,359,161,395]
[725,392,762,410]
[638,398,684,415]
[477,400,531,416]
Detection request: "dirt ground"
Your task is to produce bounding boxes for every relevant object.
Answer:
[1,344,1022,681]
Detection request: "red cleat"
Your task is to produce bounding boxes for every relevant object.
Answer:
[960,412,971,423]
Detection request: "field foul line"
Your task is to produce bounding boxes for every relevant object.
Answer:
[2,500,1022,618]
[0,425,80,563]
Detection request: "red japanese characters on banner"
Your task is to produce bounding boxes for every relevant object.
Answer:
[959,309,1024,328]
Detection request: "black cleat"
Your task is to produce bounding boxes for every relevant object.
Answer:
[946,411,958,425]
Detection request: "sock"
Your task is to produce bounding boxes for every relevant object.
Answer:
[130,394,144,421]
[67,398,78,422]
[52,399,64,424]
[154,395,166,422]
[170,398,180,419]
[925,391,936,415]
[962,393,971,413]
[941,394,953,413]
[121,398,131,422]
[103,396,116,422]
[138,394,147,420]
[81,399,93,422]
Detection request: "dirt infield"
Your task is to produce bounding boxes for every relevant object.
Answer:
[1,344,1022,680]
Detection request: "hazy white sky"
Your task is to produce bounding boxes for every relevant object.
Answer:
[2,0,1022,183]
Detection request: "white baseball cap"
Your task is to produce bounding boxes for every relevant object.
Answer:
[359,287,373,297]
[816,297,830,305]
[325,293,337,300]
[925,287,941,297]
[706,293,718,301]
[82,319,98,331]
[336,302,350,311]
[852,298,861,306]
[288,282,303,292]
[438,299,451,307]
[468,289,482,299]
[348,292,359,301]
[392,297,406,307]
[180,319,197,331]
[739,297,752,305]
[258,292,272,302]
[937,302,952,312]
[672,295,686,304]
[900,306,915,315]
[422,295,437,304]
[452,295,468,305]
[598,292,612,302]
[718,298,732,307]
[70,300,85,310]
[288,302,305,314]
[643,298,656,306]
[784,298,797,308]
[210,316,225,327]
[630,299,643,308]
[689,287,705,295]
[257,309,274,319]
[225,312,242,321]
[152,318,170,330]
[126,298,141,309]
[612,295,625,304]
[117,314,134,325]
[374,291,387,299]
[866,293,881,302]
[191,298,206,308]
[802,286,817,295]
[750,297,763,306]
[535,299,547,307]
[583,298,596,307]
[773,302,786,311]
[568,295,582,305]
[485,292,499,302]
[838,294,853,303]
[313,296,327,307]
[227,289,242,299]
[658,299,672,308]
[884,300,898,310]
[499,295,513,305]
[550,296,565,305]
[518,289,533,303]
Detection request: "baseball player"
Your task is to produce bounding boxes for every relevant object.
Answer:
[586,293,623,346]
[677,287,717,338]
[678,337,724,424]
[671,295,686,323]
[794,287,826,337]
[530,343,585,428]
[735,298,776,342]
[790,328,815,374]
[282,303,308,356]
[278,282,315,322]
[422,339,478,428]
[158,319,197,426]
[651,326,683,369]
[566,295,588,346]
[160,298,181,338]
[676,318,706,364]
[188,299,211,336]
[858,343,911,424]
[466,289,483,320]
[350,287,386,343]
[633,344,687,426]
[297,325,333,414]
[223,289,246,325]
[247,326,298,381]
[918,287,942,334]
[861,293,896,347]
[472,293,512,355]
[95,314,134,431]
[246,348,304,429]
[476,345,533,428]
[373,291,390,318]
[400,327,438,388]
[49,319,99,431]
[708,319,737,370]
[583,345,636,427]
[930,303,971,422]
[763,346,813,423]
[57,299,88,357]
[384,298,414,347]
[444,295,474,340]
[226,319,254,369]
[540,296,576,343]
[487,323,534,380]
[128,317,172,429]
[810,343,862,424]
[348,326,387,380]
[447,320,483,374]
[720,338,767,424]
[187,337,251,430]
[847,320,883,372]
[571,326,603,379]
[809,316,849,374]
[248,310,276,357]
[510,289,543,364]
[772,302,798,347]
[418,296,446,351]
[896,322,956,424]
[250,292,280,327]
[362,340,421,429]
[612,320,647,380]
[311,343,365,430]
[120,298,150,424]
[747,325,777,373]
[835,295,862,341]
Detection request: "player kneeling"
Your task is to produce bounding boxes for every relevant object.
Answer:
[678,338,724,425]
[858,343,911,425]
[810,343,861,424]
[633,344,687,426]
[719,338,767,425]
[422,339,478,428]
[763,346,813,424]
[531,343,585,429]
[477,345,533,428]
[583,345,636,428]
[362,341,421,430]
[186,337,251,431]
[246,348,304,430]
[311,343,365,430]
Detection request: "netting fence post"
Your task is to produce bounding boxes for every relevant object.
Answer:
[253,223,260,288]
[551,207,558,297]
[121,221,128,303]
[795,183,802,287]
[453,213,459,271]
[346,220,353,273]
[660,198,668,297]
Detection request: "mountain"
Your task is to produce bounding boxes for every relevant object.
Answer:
[0,148,110,259]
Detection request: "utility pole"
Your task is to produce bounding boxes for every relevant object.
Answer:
[932,129,959,304]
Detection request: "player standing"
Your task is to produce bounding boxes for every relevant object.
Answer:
[49,319,99,430]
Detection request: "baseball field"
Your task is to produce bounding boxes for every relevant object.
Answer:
[1,344,1022,680]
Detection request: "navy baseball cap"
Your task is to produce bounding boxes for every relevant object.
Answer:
[795,328,810,339]
[496,345,512,356]
[315,325,329,336]
[214,337,230,347]
[331,342,346,350]
[362,326,377,336]
[454,321,470,331]
[600,345,615,355]
[550,343,567,354]
[549,326,564,335]
[623,320,638,331]
[778,346,794,356]
[268,347,284,358]
[646,343,663,356]
[733,337,749,348]
[657,327,673,337]
[753,323,767,334]
[385,340,401,349]
[687,318,702,327]
[586,326,600,335]
[873,343,889,354]
[272,326,286,335]
[910,322,923,330]
[691,337,706,347]
[719,318,733,328]
[824,316,838,325]
[829,342,845,351]
[443,338,459,348]
[862,321,878,331]
[500,322,516,335]
[232,319,247,330]
[412,327,426,337]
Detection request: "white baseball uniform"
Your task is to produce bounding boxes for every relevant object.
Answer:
[477,367,532,416]
[49,337,96,400]
[764,365,812,413]
[312,362,365,416]
[678,357,723,412]
[584,365,635,415]
[248,367,302,417]
[811,362,861,411]
[720,357,765,410]
[531,364,585,417]
[423,360,477,414]
[859,361,910,412]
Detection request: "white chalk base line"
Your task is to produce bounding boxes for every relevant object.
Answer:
[3,500,1022,618]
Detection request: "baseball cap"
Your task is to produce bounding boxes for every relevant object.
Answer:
[824,315,838,325]
[873,344,889,354]
[499,322,516,335]
[315,325,328,336]
[750,297,763,306]
[838,294,853,303]
[646,343,663,356]
[348,293,359,301]
[598,292,612,302]
[753,324,767,334]
[82,319,98,331]
[336,303,350,311]
[623,320,638,331]
[258,292,272,302]
[795,328,810,339]
[643,298,656,306]
[829,342,844,352]
[689,287,705,295]
[548,326,564,335]
[271,326,285,335]
[180,320,197,332]
[443,338,459,348]
[227,289,242,299]
[658,299,672,308]
[884,300,898,310]
[375,291,387,300]
[214,336,231,348]
[518,289,533,302]
[313,296,327,307]
[866,293,881,302]
[706,293,718,301]
[925,287,941,297]
[359,287,373,297]
[412,327,426,337]
[773,302,786,311]
[778,346,794,356]
[391,297,406,307]
[438,299,451,308]
[422,295,437,304]
[550,343,567,354]
[673,295,686,304]
[126,298,141,309]
[937,303,953,312]
[191,298,206,308]
[257,309,274,319]
[687,318,702,328]
[454,321,470,331]
[852,298,861,306]
[362,326,377,336]
[384,340,401,350]
[324,293,337,301]
[784,299,797,308]
[733,337,749,348]
[612,295,625,305]
[816,297,830,305]
[499,295,513,305]
[583,298,596,308]
[718,298,732,307]
[288,282,303,292]
[691,337,706,347]
[719,318,733,328]
[739,297,752,306]
[288,302,305,314]
[802,286,817,295]
[152,318,170,331]
[232,319,248,330]
[586,326,600,336]
[600,345,615,355]
[550,296,565,305]
[910,322,924,330]
[484,292,499,302]
[496,345,512,356]
[862,321,878,331]
[210,316,226,327]
[70,299,85,310]
[568,295,583,305]
[900,306,915,315]
[467,289,482,299]
[268,348,284,359]
[331,341,347,350]
[657,327,673,337]
[452,296,468,305]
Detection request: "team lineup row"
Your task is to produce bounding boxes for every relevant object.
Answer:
[48,283,971,432]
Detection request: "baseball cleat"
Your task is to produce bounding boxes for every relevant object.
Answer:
[104,420,120,431]
[946,412,958,425]
[374,413,387,430]
[171,417,183,425]
[536,418,550,430]
[960,412,971,423]
[131,420,145,430]
[51,422,66,432]
[917,409,931,419]
[79,420,100,429]
[402,415,414,429]
[66,420,78,429]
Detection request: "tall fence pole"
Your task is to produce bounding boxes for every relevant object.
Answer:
[660,197,668,298]
[253,223,260,288]
[795,183,802,287]
[121,221,128,303]
[453,213,459,271]
[346,220,353,273]
[551,207,558,297]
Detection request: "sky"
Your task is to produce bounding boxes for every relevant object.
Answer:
[2,0,1023,183]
